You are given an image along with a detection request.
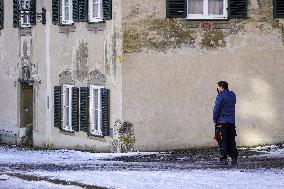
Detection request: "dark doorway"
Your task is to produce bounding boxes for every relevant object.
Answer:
[20,82,33,146]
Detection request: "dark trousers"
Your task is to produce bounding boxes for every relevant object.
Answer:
[215,123,238,160]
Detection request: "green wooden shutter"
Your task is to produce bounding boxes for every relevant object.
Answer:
[73,0,79,22]
[228,0,248,19]
[80,87,89,132]
[0,0,3,30]
[101,88,110,136]
[54,86,62,128]
[72,87,79,131]
[103,0,112,20]
[30,0,36,26]
[78,0,88,21]
[52,0,60,24]
[166,0,186,18]
[274,0,284,18]
[13,0,19,28]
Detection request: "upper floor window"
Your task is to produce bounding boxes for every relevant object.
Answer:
[89,0,103,23]
[0,0,3,30]
[61,0,73,24]
[19,0,31,27]
[273,0,284,18]
[166,0,247,19]
[187,0,228,20]
[52,0,112,25]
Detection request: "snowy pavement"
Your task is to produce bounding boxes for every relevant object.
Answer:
[0,144,284,189]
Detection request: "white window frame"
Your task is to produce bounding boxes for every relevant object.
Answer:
[89,85,104,136]
[19,0,31,28]
[62,84,73,132]
[88,0,103,23]
[61,0,74,25]
[186,0,228,20]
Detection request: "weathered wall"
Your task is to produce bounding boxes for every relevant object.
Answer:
[0,0,23,144]
[122,0,284,151]
[33,0,123,151]
[0,0,123,152]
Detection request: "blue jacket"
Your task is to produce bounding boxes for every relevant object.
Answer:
[213,89,236,124]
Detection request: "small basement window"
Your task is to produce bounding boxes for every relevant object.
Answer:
[187,0,228,20]
[89,0,103,23]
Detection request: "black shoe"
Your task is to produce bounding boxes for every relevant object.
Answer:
[231,158,238,165]
[218,159,228,165]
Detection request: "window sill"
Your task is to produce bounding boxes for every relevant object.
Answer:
[59,130,75,136]
[89,18,104,23]
[86,22,106,32]
[61,21,74,25]
[186,16,228,20]
[89,131,103,137]
[59,25,76,33]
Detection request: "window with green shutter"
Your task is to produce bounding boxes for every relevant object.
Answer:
[228,0,248,19]
[78,0,88,21]
[80,87,89,132]
[274,0,284,18]
[54,86,62,129]
[72,87,79,132]
[73,0,79,22]
[101,88,110,136]
[52,0,61,24]
[30,0,36,26]
[13,0,19,28]
[166,0,186,18]
[166,0,248,20]
[0,0,3,30]
[102,0,112,21]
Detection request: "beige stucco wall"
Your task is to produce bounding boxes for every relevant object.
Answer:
[122,0,284,151]
[33,0,123,152]
[0,0,24,144]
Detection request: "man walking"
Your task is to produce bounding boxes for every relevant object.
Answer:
[213,81,238,165]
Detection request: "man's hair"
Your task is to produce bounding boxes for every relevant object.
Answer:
[218,81,228,89]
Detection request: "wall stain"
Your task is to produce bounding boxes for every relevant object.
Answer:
[74,40,89,81]
[123,0,283,53]
[201,30,226,49]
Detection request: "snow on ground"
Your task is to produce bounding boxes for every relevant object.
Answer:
[0,146,156,165]
[0,174,81,189]
[250,144,284,158]
[1,145,284,189]
[28,169,284,189]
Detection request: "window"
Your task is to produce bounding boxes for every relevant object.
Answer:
[0,0,3,30]
[61,0,73,24]
[274,0,284,18]
[19,0,31,27]
[187,0,228,19]
[54,85,109,136]
[89,0,103,22]
[89,85,104,136]
[62,84,74,132]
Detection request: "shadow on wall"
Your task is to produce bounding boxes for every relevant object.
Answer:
[237,77,279,145]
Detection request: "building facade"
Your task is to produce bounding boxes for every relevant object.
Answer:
[0,0,123,152]
[0,0,284,152]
